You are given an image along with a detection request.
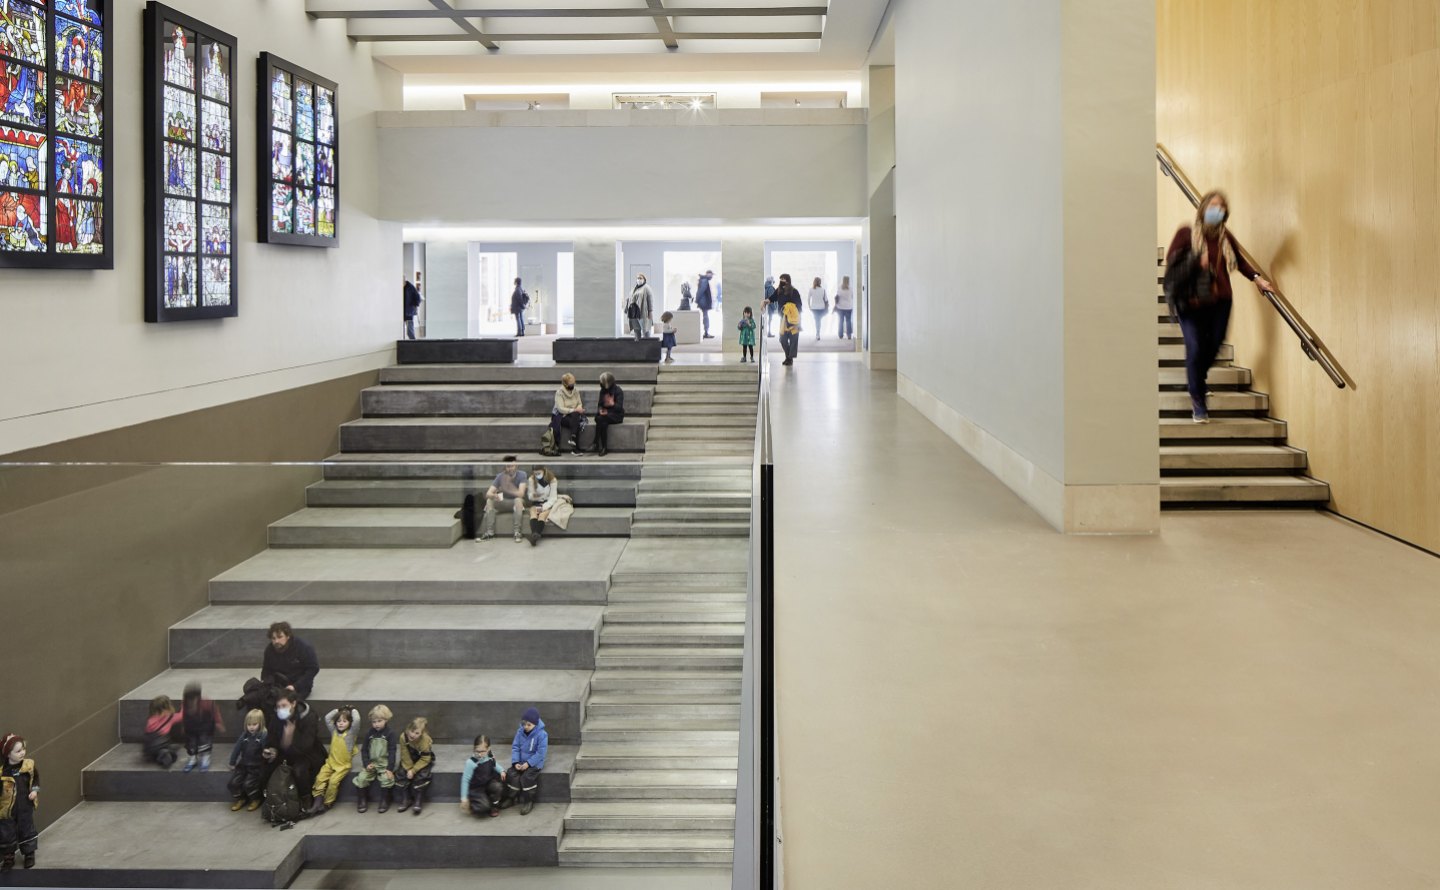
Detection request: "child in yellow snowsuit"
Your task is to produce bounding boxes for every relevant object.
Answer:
[308,706,360,815]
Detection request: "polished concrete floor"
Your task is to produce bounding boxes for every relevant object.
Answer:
[769,355,1440,889]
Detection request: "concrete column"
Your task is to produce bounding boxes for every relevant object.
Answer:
[573,238,618,338]
[721,239,764,357]
[865,66,897,371]
[422,241,468,339]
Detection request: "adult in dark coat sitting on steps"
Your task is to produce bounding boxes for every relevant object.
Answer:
[592,372,625,457]
[261,622,320,702]
[263,690,326,800]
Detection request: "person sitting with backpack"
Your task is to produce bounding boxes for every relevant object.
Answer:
[549,374,587,456]
[260,690,325,824]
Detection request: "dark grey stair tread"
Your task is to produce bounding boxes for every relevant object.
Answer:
[21,800,567,887]
[381,364,659,384]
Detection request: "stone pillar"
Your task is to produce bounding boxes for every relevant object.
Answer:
[865,65,897,371]
[721,239,764,357]
[573,238,618,338]
[421,241,468,340]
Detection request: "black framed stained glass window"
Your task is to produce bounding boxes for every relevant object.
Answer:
[0,0,111,269]
[144,2,236,321]
[258,53,337,248]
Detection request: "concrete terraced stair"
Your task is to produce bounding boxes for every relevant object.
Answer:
[561,549,750,867]
[1155,253,1331,507]
[633,364,758,537]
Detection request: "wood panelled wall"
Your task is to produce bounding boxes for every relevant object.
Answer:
[1157,0,1440,553]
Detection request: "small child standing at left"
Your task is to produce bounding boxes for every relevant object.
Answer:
[0,734,39,871]
[181,681,225,772]
[737,307,757,363]
[228,709,267,812]
[309,706,361,816]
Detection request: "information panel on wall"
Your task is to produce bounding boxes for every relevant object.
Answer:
[258,53,337,248]
[0,0,112,269]
[143,2,236,321]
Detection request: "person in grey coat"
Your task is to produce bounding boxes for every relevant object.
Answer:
[625,274,654,339]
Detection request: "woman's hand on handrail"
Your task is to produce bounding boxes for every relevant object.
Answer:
[1253,274,1274,293]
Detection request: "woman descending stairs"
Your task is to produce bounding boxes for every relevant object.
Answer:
[1155,251,1331,507]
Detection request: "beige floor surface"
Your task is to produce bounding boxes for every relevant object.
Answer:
[769,355,1440,889]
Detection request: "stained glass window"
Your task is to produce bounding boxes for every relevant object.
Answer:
[145,3,234,321]
[0,0,109,268]
[259,53,337,247]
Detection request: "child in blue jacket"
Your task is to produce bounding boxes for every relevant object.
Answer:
[507,707,547,815]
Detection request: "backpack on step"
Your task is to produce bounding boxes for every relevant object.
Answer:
[261,762,305,825]
[539,428,561,457]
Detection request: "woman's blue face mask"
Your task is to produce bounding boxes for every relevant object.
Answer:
[1203,206,1227,226]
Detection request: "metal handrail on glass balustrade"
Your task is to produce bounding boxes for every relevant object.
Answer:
[1156,143,1349,389]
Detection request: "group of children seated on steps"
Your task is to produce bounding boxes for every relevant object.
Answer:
[143,686,550,820]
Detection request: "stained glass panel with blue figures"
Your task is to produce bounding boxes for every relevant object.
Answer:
[201,99,228,152]
[316,87,335,145]
[55,195,100,253]
[162,196,194,254]
[0,125,44,191]
[163,254,196,308]
[200,40,228,103]
[0,58,45,129]
[0,190,45,250]
[294,81,313,141]
[1,1,46,68]
[201,201,228,256]
[163,140,194,197]
[295,141,313,190]
[54,0,101,27]
[200,149,227,203]
[54,134,100,197]
[56,16,102,83]
[54,75,100,139]
[271,69,291,131]
[315,143,334,186]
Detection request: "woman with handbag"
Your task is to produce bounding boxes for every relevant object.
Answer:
[625,274,654,339]
[1165,191,1272,423]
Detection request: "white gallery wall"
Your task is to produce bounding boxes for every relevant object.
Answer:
[0,0,402,455]
[377,110,868,224]
[892,0,1158,532]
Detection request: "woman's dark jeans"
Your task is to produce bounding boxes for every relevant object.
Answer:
[1178,300,1232,416]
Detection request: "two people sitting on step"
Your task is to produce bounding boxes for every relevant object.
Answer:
[463,457,574,546]
[550,372,625,456]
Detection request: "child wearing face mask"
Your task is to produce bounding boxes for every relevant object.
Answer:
[0,734,39,871]
[352,705,398,813]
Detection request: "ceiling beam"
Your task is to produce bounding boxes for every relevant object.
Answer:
[311,6,829,19]
[351,31,824,42]
[428,0,499,50]
[646,0,679,50]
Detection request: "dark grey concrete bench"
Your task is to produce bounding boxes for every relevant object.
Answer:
[396,338,518,364]
[361,385,654,418]
[553,337,662,364]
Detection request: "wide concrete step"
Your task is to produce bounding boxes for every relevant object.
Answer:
[1160,343,1232,364]
[575,752,737,771]
[632,507,751,523]
[82,743,577,804]
[564,801,736,831]
[608,571,748,587]
[1158,321,1182,339]
[339,417,648,454]
[1157,366,1252,387]
[1158,417,1287,441]
[269,507,461,549]
[169,604,602,671]
[307,478,636,508]
[637,479,750,495]
[585,702,739,722]
[647,416,756,429]
[570,770,737,800]
[646,427,753,441]
[381,364,658,385]
[363,385,654,418]
[323,454,643,482]
[1158,391,1269,414]
[651,397,757,409]
[630,521,751,538]
[600,624,744,646]
[1159,444,1310,472]
[209,540,621,606]
[635,465,752,480]
[595,647,743,669]
[1161,475,1331,504]
[607,588,748,604]
[558,830,734,866]
[118,668,591,744]
[22,801,568,887]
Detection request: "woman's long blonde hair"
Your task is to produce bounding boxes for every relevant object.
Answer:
[1192,189,1238,275]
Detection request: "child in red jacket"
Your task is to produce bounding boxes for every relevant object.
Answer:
[181,682,225,772]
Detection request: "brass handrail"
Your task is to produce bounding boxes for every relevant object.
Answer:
[1156,142,1349,389]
